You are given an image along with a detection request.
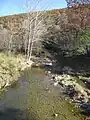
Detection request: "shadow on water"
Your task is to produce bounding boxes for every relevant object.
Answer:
[80,103,90,117]
[0,107,38,120]
[41,55,90,77]
[42,38,90,75]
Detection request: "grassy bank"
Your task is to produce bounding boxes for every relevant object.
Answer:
[0,52,33,90]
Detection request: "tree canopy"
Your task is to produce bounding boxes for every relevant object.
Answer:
[66,0,90,7]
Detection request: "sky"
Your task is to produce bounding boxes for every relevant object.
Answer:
[0,0,67,16]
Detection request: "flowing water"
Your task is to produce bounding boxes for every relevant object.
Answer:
[0,68,84,120]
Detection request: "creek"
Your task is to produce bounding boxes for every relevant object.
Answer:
[0,68,84,120]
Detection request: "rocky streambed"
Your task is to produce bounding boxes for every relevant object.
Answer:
[31,56,90,114]
[0,54,90,119]
[49,73,90,116]
[0,68,84,120]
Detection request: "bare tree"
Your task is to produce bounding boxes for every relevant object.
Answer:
[0,24,10,52]
[22,0,47,61]
[6,20,16,54]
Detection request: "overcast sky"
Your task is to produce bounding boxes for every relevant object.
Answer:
[0,0,67,16]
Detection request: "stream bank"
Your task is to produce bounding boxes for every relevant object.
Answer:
[0,53,33,90]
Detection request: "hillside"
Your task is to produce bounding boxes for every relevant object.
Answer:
[0,4,90,54]
[0,4,90,30]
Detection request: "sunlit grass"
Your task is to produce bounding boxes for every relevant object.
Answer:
[0,52,33,90]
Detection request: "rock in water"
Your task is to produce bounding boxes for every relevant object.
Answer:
[54,82,58,86]
[53,113,58,117]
